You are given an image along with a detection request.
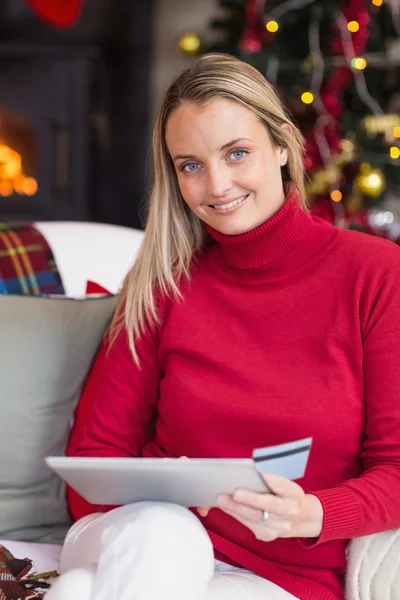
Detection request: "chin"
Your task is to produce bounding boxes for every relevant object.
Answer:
[212,218,258,236]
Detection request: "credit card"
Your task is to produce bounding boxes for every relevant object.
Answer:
[252,437,312,480]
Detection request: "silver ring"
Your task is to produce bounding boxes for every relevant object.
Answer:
[261,510,269,524]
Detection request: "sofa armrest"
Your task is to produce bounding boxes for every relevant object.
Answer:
[346,529,400,599]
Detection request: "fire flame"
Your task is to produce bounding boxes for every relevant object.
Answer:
[0,144,38,196]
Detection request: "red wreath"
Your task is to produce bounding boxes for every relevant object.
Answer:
[25,0,82,28]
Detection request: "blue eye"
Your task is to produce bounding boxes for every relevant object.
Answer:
[230,150,247,160]
[182,162,199,172]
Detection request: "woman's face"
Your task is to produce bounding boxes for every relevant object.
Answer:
[165,98,288,235]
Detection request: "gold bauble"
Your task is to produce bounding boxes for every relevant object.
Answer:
[354,167,386,198]
[359,162,372,175]
[314,167,337,186]
[363,114,400,136]
[307,182,324,196]
[177,32,201,56]
[307,166,339,197]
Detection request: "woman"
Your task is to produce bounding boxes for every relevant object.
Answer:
[47,53,400,600]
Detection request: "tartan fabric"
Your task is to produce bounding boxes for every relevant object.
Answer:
[0,223,65,295]
[0,544,58,600]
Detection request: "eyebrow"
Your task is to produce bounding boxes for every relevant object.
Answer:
[172,138,253,162]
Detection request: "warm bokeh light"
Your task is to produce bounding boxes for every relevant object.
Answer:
[390,147,400,159]
[348,21,360,32]
[351,57,367,70]
[177,32,201,55]
[301,92,314,104]
[330,190,343,202]
[394,126,400,138]
[266,21,279,33]
[372,0,382,5]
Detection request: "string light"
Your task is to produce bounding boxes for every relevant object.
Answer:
[372,0,382,5]
[394,126,400,138]
[390,147,400,159]
[337,13,384,115]
[347,21,360,32]
[308,13,337,187]
[301,91,314,104]
[351,57,367,70]
[266,20,279,32]
[330,190,343,202]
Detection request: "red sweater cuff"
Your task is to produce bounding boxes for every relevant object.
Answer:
[300,487,361,548]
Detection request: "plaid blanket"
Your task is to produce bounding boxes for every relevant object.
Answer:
[0,544,58,600]
[0,223,65,295]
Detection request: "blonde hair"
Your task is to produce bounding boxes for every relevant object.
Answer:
[110,53,307,364]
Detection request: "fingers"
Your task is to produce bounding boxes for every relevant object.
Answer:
[217,495,293,540]
[231,488,301,519]
[197,506,211,517]
[218,494,261,522]
[261,474,304,500]
[216,475,307,541]
[219,493,298,527]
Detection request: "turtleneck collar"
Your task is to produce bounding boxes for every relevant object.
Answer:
[205,187,337,281]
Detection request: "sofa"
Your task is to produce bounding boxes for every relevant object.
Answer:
[0,220,399,600]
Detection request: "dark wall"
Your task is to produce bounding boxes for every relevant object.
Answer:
[0,0,154,229]
[94,2,155,230]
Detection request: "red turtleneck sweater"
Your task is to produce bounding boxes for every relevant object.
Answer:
[73,190,400,600]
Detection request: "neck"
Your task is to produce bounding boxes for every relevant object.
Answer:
[205,188,337,282]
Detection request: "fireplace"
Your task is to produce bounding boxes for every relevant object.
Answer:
[0,107,37,198]
[0,0,153,228]
[0,46,97,222]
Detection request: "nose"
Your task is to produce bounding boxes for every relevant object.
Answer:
[206,164,232,198]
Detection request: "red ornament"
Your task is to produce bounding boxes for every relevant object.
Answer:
[303,156,314,171]
[240,35,263,53]
[308,0,370,184]
[25,0,82,28]
[321,94,342,119]
[239,0,264,54]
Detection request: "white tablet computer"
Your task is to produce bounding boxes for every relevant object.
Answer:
[46,438,312,507]
[46,457,269,507]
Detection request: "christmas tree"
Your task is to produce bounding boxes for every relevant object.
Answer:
[180,0,400,241]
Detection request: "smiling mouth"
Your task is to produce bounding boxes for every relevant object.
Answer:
[211,194,249,211]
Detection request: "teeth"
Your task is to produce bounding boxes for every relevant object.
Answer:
[213,195,247,211]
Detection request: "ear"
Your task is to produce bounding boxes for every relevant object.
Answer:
[278,122,292,166]
[279,148,288,167]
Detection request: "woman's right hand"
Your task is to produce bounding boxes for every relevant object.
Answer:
[179,456,211,517]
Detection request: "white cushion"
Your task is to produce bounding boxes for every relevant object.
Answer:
[0,539,62,573]
[34,221,145,296]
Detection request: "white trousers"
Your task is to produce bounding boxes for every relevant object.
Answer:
[45,502,298,600]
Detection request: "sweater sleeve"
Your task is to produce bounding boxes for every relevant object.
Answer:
[305,263,400,546]
[74,317,161,463]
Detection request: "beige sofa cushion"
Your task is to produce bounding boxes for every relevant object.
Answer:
[0,294,115,543]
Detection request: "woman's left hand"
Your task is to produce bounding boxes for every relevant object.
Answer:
[217,474,323,541]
